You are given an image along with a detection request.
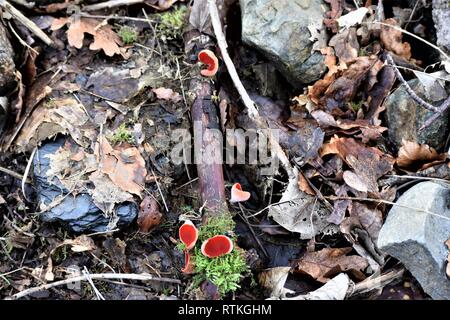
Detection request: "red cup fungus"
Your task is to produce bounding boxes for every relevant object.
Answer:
[198,49,219,77]
[179,220,198,250]
[230,183,251,203]
[201,235,234,258]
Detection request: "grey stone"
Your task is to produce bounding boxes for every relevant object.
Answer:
[432,0,450,53]
[384,79,449,151]
[377,181,450,299]
[34,137,137,233]
[240,0,327,86]
[0,22,16,95]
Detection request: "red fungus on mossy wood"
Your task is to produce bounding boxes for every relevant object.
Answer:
[179,220,198,250]
[201,235,234,258]
[198,49,219,77]
[182,251,195,274]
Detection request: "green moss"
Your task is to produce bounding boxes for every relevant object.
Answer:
[189,215,250,296]
[158,6,187,40]
[110,123,134,145]
[118,26,138,44]
[349,100,363,112]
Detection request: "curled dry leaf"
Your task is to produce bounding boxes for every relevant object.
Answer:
[321,136,394,194]
[258,267,294,299]
[295,247,368,283]
[380,18,411,60]
[397,140,446,170]
[343,170,368,193]
[51,17,125,57]
[298,172,315,196]
[138,196,162,233]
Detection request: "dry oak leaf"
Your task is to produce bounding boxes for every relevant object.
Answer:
[380,18,412,60]
[396,140,446,170]
[98,139,147,196]
[138,196,162,233]
[295,247,368,283]
[321,136,394,194]
[51,17,124,57]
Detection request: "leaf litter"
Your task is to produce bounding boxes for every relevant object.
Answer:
[0,0,448,301]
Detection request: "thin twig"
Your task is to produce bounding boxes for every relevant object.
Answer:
[347,267,405,297]
[21,147,36,202]
[0,166,30,182]
[7,273,181,300]
[78,13,155,23]
[207,0,294,178]
[82,267,105,300]
[325,195,450,222]
[386,174,450,184]
[1,0,53,46]
[150,167,169,212]
[82,0,144,12]
[419,94,450,131]
[386,54,439,112]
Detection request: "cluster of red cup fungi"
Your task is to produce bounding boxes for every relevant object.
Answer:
[179,183,251,273]
[179,220,233,274]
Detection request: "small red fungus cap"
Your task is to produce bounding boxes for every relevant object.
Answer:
[181,250,195,274]
[201,235,234,258]
[230,183,251,203]
[179,220,198,250]
[198,49,219,77]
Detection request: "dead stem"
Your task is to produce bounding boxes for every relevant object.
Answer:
[8,273,181,300]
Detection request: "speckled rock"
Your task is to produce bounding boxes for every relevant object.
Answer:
[432,0,450,53]
[240,0,328,86]
[384,79,449,151]
[377,182,450,300]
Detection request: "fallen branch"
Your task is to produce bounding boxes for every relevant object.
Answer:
[0,0,53,46]
[207,0,294,178]
[347,267,405,297]
[7,273,181,300]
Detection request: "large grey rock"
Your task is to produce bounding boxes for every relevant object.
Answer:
[384,79,449,151]
[0,22,16,95]
[34,137,137,233]
[240,0,327,86]
[377,182,450,299]
[432,0,450,53]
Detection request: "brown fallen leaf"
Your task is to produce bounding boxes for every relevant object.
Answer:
[343,170,368,193]
[329,27,359,64]
[152,87,182,102]
[138,196,162,233]
[320,56,381,112]
[51,17,124,57]
[298,172,315,196]
[295,247,368,283]
[349,202,383,242]
[396,140,446,171]
[380,18,411,60]
[98,139,147,196]
[321,136,394,194]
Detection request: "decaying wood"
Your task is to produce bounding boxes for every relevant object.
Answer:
[0,0,53,46]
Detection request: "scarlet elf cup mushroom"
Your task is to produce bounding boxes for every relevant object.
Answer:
[198,49,219,77]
